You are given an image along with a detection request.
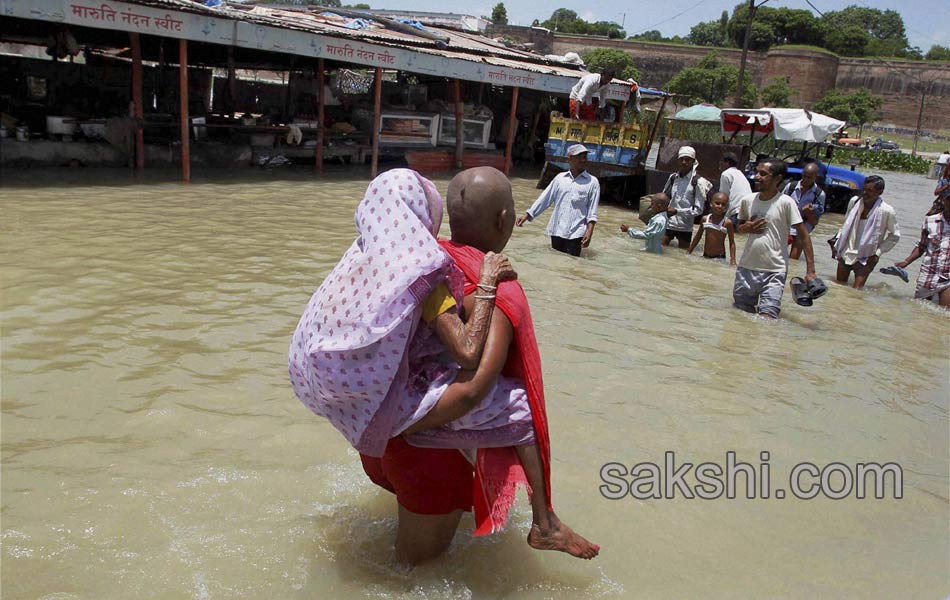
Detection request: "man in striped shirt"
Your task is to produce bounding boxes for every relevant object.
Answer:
[517,144,599,257]
[893,200,950,309]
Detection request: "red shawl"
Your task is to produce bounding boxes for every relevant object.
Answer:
[438,239,553,535]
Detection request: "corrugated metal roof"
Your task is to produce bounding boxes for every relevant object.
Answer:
[5,0,662,98]
[121,0,583,72]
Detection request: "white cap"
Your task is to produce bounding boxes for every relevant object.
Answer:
[678,146,696,159]
[567,143,589,157]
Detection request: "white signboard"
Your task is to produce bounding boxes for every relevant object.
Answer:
[1,0,631,101]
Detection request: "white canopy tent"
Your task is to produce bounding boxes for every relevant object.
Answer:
[720,108,846,143]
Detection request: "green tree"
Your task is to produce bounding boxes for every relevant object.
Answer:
[824,24,869,57]
[726,5,825,51]
[760,77,791,106]
[726,5,774,50]
[812,89,853,122]
[772,8,824,46]
[812,89,883,134]
[688,20,727,47]
[590,21,626,39]
[824,6,910,57]
[541,8,578,32]
[629,30,665,42]
[491,2,507,25]
[581,48,641,81]
[847,89,884,132]
[666,52,757,107]
[925,45,950,61]
[541,9,623,38]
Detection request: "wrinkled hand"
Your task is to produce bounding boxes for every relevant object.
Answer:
[516,213,530,227]
[480,251,517,284]
[620,223,629,233]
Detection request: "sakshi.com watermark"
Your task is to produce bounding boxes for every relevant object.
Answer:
[599,452,903,500]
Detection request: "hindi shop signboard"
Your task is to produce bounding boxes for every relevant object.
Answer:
[1,0,630,101]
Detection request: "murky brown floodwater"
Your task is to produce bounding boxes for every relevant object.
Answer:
[2,165,947,599]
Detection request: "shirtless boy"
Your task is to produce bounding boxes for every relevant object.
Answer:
[688,192,737,265]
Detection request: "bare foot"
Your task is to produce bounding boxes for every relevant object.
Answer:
[526,513,599,559]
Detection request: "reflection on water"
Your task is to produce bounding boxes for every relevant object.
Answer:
[1,166,947,598]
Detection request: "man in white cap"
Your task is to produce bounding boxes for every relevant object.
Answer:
[517,144,600,256]
[661,146,712,248]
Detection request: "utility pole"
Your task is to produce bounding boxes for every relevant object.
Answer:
[912,80,933,157]
[736,0,770,107]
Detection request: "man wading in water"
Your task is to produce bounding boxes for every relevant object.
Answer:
[291,167,598,565]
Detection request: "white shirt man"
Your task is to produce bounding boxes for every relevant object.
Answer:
[833,175,900,289]
[662,146,712,247]
[570,72,610,105]
[718,152,752,220]
[733,159,817,319]
[517,144,599,257]
[569,71,613,120]
[937,151,950,178]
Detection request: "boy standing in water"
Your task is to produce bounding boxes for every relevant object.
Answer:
[620,193,669,254]
[688,192,737,265]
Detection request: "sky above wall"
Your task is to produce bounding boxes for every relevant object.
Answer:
[378,0,950,53]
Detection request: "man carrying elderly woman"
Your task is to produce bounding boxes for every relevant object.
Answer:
[289,167,598,566]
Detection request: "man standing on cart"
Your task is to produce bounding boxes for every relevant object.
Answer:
[569,70,615,121]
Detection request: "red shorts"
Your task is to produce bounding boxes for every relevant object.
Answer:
[569,99,597,121]
[360,436,474,515]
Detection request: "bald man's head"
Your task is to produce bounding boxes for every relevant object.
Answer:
[801,161,821,187]
[446,167,515,253]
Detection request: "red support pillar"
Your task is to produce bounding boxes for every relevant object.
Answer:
[130,32,144,170]
[504,87,519,175]
[371,67,382,179]
[179,39,190,182]
[227,46,236,118]
[454,79,464,169]
[315,58,325,174]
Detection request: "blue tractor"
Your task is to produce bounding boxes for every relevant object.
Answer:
[720,109,867,213]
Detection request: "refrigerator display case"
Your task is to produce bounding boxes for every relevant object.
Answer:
[438,114,493,149]
[378,112,440,147]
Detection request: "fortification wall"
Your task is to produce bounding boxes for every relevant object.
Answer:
[524,32,950,129]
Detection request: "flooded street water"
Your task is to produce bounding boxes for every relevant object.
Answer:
[2,165,947,598]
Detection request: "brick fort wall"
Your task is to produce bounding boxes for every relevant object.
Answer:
[538,33,949,129]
